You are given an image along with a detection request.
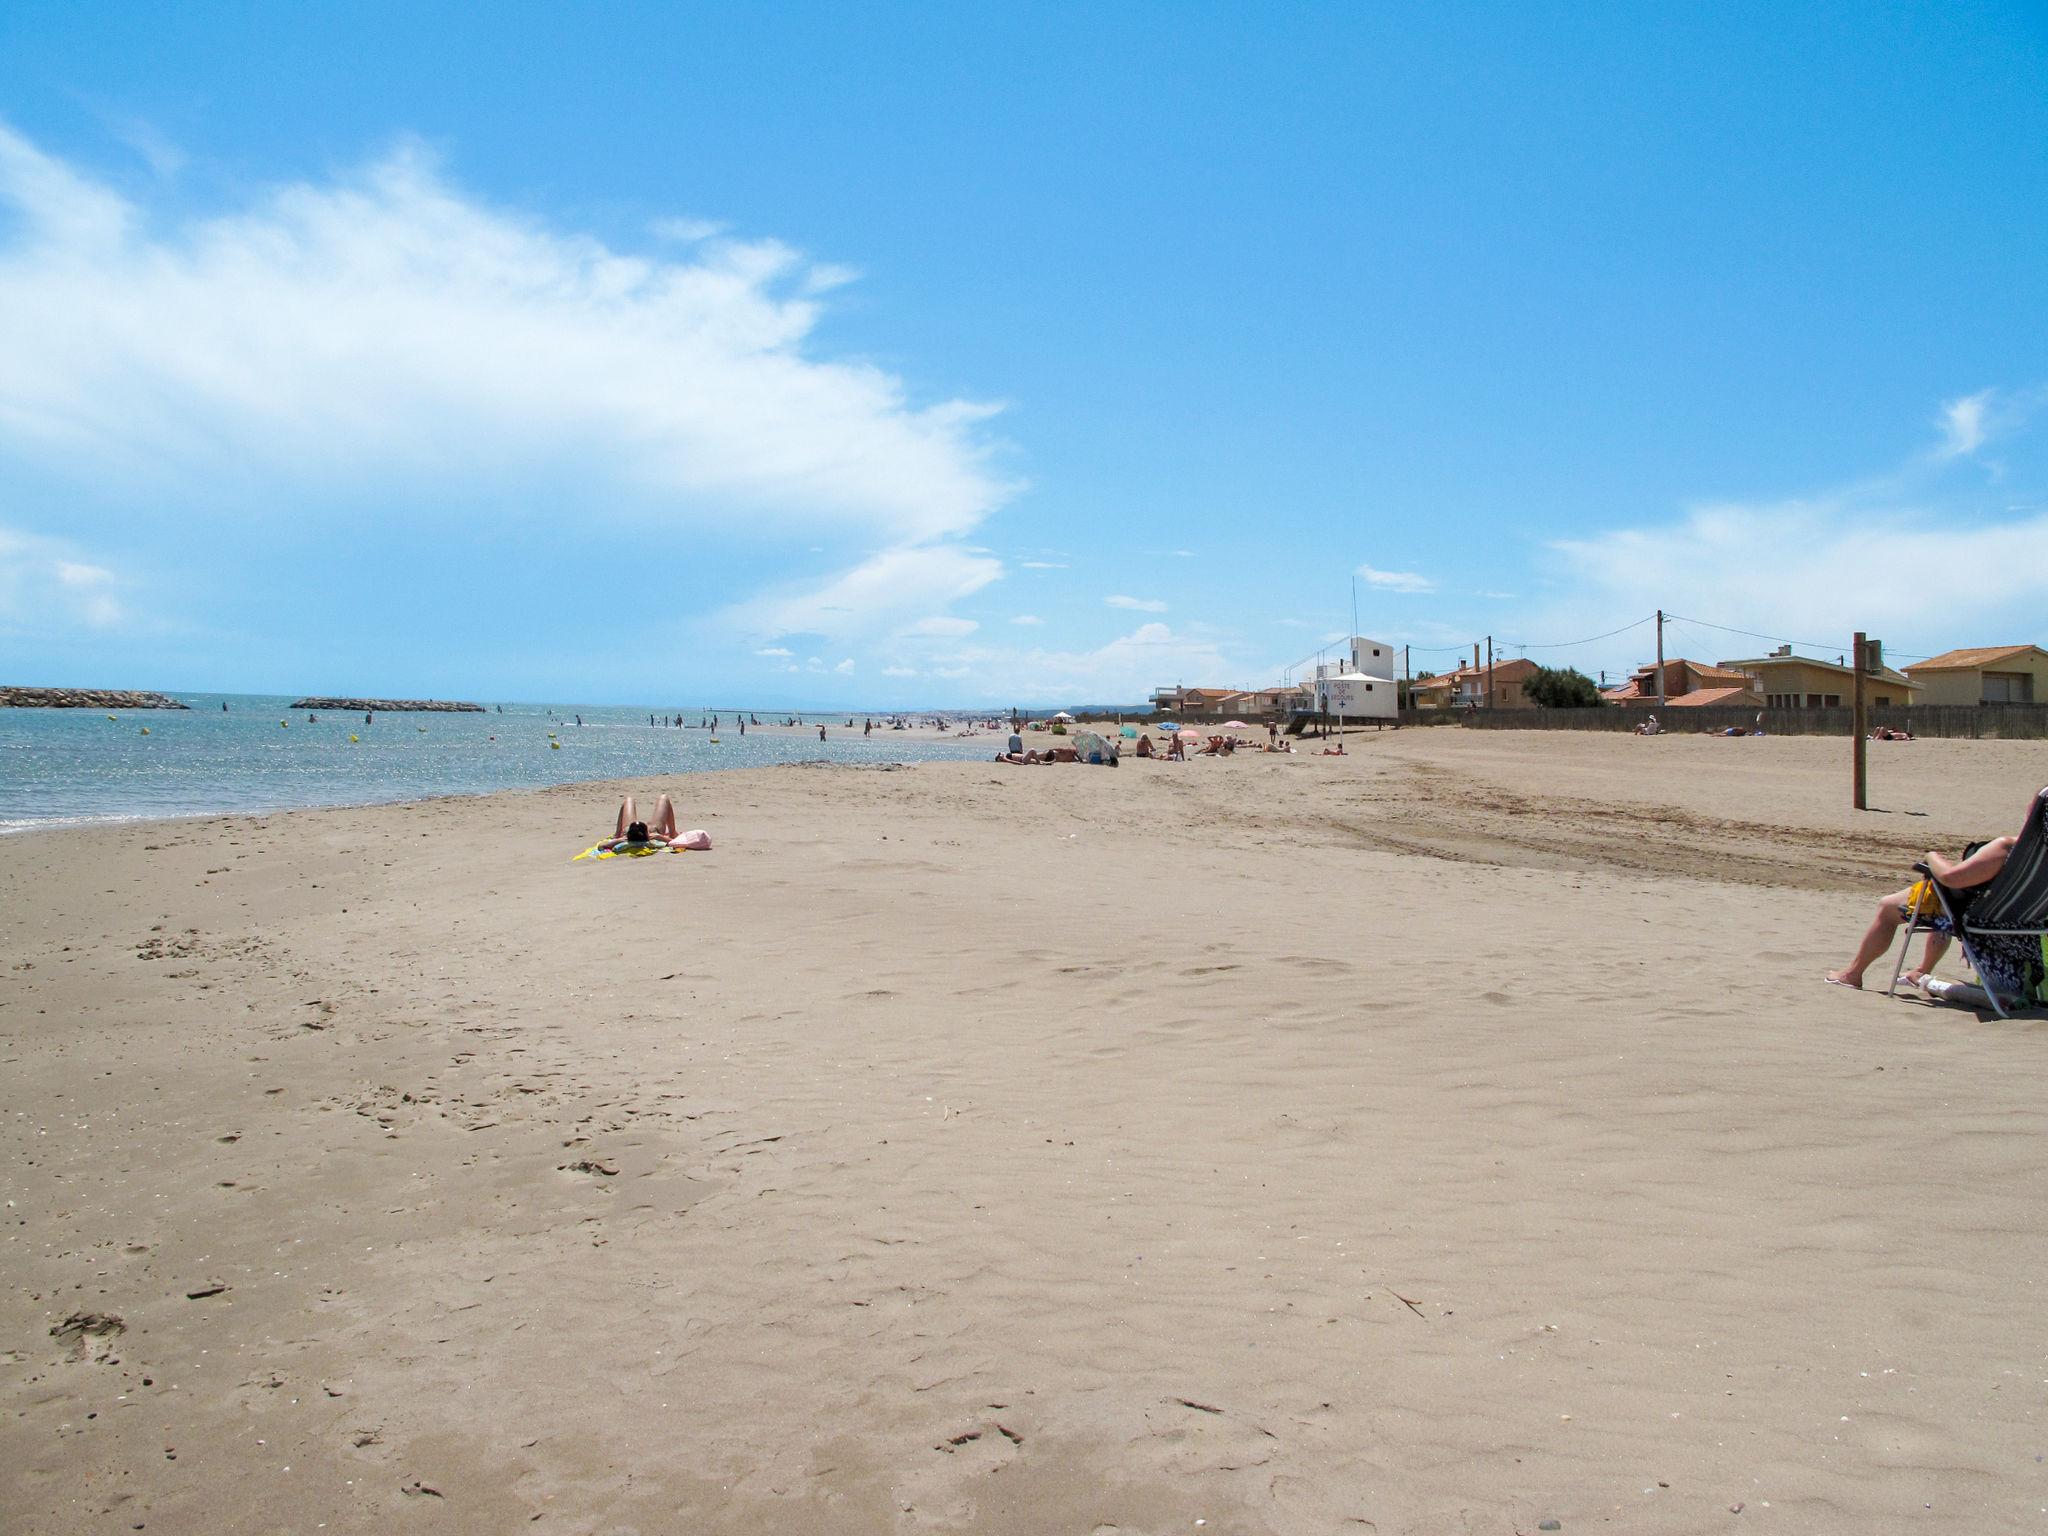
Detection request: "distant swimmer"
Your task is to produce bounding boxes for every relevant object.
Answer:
[365,712,373,725]
[819,724,827,741]
[222,700,229,711]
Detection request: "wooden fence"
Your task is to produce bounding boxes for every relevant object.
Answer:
[1397,703,2048,739]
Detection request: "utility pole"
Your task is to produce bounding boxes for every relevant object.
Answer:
[1486,635,1494,710]
[1852,632,1868,810]
[1655,609,1667,714]
[1403,644,1410,710]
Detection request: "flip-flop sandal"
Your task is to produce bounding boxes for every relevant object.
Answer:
[1822,974,1861,989]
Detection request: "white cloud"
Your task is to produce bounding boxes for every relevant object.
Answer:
[727,544,1003,641]
[883,622,1242,702]
[834,658,855,673]
[1355,563,1435,593]
[652,215,727,243]
[900,615,978,638]
[882,665,917,677]
[1020,560,1067,570]
[0,122,1012,545]
[1106,594,1167,613]
[1937,391,1992,459]
[1010,614,1044,626]
[1547,498,2048,663]
[0,526,128,632]
[754,645,793,657]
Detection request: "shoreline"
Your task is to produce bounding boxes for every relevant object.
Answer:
[0,749,973,838]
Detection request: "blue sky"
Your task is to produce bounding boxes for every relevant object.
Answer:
[2,2,2044,706]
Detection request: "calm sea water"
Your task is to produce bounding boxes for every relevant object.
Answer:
[0,694,998,833]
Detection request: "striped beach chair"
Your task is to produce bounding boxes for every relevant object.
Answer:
[1887,787,2048,1018]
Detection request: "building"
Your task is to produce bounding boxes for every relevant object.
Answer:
[1410,656,1542,709]
[1224,686,1310,718]
[1602,658,1759,708]
[1723,649,1919,710]
[1147,686,1245,720]
[1903,645,2048,706]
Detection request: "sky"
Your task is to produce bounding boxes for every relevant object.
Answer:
[2,2,2044,707]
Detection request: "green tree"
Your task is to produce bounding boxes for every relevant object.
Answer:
[1524,665,1604,708]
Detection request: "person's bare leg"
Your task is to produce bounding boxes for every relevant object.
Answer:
[651,793,679,840]
[1902,933,1952,987]
[615,797,639,838]
[1828,887,1916,987]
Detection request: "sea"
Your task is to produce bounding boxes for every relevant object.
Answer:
[0,694,1000,834]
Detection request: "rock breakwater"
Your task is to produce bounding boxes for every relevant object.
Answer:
[1,687,190,710]
[288,698,485,712]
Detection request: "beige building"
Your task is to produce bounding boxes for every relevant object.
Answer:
[1724,652,1919,710]
[1410,657,1542,709]
[1903,645,2048,706]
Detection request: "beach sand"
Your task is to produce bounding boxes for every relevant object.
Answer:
[5,730,2048,1533]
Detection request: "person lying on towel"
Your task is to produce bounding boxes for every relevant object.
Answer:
[596,794,712,853]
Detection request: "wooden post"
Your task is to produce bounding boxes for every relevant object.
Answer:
[1486,636,1494,710]
[1655,609,1667,714]
[1852,632,1867,810]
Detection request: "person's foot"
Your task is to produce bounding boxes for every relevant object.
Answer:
[1824,971,1862,989]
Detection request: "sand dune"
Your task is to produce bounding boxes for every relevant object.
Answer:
[5,731,2047,1533]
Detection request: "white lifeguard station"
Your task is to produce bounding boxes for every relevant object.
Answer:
[1313,636,1397,723]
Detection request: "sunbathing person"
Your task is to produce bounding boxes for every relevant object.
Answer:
[1134,734,1156,758]
[598,793,681,852]
[1824,822,2022,989]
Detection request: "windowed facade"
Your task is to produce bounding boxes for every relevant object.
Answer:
[1983,672,2036,704]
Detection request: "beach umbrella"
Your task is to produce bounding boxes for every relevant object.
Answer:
[1157,720,1180,731]
[1222,720,1249,729]
[1119,725,1138,738]
[1050,711,1076,723]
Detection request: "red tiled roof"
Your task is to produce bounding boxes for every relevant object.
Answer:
[1905,645,2046,672]
[1663,686,1758,708]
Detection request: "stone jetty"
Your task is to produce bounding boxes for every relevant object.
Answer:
[288,698,485,712]
[1,687,190,709]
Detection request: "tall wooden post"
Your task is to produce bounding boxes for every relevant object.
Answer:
[1486,636,1494,710]
[1852,632,1868,810]
[1655,609,1667,714]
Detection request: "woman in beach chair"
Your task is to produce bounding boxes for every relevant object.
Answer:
[1825,786,2048,1014]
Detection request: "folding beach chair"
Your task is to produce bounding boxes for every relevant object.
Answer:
[1887,787,2048,1019]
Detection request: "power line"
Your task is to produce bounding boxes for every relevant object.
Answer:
[1500,614,1656,651]
[1662,612,1846,653]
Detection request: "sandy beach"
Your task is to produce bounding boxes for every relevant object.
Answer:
[6,729,2048,1534]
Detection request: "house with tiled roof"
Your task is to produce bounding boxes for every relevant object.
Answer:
[1603,659,1760,708]
[1903,645,2048,706]
[1723,650,1920,710]
[1409,657,1542,709]
[1148,685,1246,718]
